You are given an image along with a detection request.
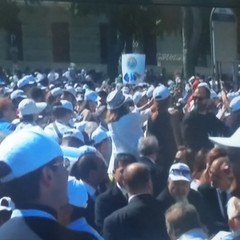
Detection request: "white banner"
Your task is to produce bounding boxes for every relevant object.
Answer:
[122,54,145,84]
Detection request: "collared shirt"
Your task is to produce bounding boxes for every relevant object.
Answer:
[116,182,128,198]
[128,193,148,203]
[216,188,231,218]
[139,155,155,164]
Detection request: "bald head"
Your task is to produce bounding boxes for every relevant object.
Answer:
[123,163,152,195]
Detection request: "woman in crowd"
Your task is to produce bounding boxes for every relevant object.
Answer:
[106,89,143,174]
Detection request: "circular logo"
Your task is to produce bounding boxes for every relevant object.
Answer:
[127,57,137,70]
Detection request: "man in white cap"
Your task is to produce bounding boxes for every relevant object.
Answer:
[70,146,108,230]
[15,98,47,132]
[44,100,76,143]
[61,129,85,148]
[64,176,104,240]
[157,162,210,233]
[10,89,27,108]
[91,126,112,165]
[0,128,95,239]
[17,75,36,97]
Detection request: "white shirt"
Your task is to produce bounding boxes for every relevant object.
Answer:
[133,107,151,126]
[108,112,144,174]
[14,122,39,132]
[44,120,73,142]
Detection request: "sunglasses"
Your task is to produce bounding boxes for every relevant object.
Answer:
[51,158,70,169]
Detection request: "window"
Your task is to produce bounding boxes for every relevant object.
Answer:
[51,22,70,62]
[99,23,109,64]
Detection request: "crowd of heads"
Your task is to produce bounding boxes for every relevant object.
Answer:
[0,66,240,239]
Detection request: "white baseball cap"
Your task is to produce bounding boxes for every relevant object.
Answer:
[62,129,84,143]
[10,90,27,100]
[132,91,147,106]
[18,99,47,118]
[153,85,170,101]
[60,100,74,112]
[51,87,63,97]
[91,127,110,146]
[68,176,88,208]
[147,85,154,98]
[169,163,192,182]
[78,145,97,158]
[17,75,35,88]
[209,127,240,148]
[0,128,63,183]
[64,86,76,98]
[84,90,99,103]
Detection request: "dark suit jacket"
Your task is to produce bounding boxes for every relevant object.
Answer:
[139,156,166,197]
[103,194,167,240]
[0,216,95,240]
[198,184,229,234]
[157,187,210,234]
[95,184,127,231]
[182,110,230,151]
[85,194,97,230]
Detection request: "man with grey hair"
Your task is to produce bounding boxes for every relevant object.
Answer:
[138,135,165,196]
[157,163,210,232]
[227,196,240,234]
[165,202,208,240]
[211,196,240,240]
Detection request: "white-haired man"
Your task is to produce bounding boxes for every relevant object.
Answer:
[212,196,240,240]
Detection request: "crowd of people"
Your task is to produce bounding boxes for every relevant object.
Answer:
[0,64,240,239]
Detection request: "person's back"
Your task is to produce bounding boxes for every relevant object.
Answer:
[108,111,143,173]
[109,111,143,154]
[103,163,167,240]
[103,194,165,240]
[0,215,94,240]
